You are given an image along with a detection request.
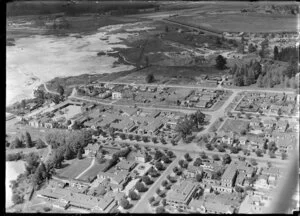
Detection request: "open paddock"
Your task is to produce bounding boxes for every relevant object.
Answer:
[56,158,93,179]
[77,161,110,182]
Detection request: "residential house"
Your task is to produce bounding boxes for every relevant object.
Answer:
[195,100,208,108]
[112,92,122,100]
[253,174,270,190]
[185,165,203,178]
[85,144,100,157]
[239,136,248,145]
[166,180,198,210]
[274,120,288,132]
[262,119,275,129]
[148,86,157,92]
[115,160,137,172]
[131,163,153,177]
[235,172,246,187]
[98,91,112,99]
[220,163,237,188]
[133,151,147,163]
[250,118,261,128]
[110,118,136,133]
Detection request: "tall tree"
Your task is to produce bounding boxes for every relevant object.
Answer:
[25,131,33,148]
[273,46,279,60]
[57,85,64,96]
[215,55,227,70]
[190,110,205,129]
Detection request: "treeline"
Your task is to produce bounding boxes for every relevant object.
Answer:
[45,129,93,168]
[275,46,299,62]
[7,132,47,150]
[7,1,158,16]
[232,59,299,88]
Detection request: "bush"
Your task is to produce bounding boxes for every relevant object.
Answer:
[6,153,24,161]
[12,193,24,205]
[156,206,165,213]
[145,74,155,83]
[43,207,51,212]
[36,139,47,149]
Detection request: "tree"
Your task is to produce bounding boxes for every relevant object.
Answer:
[129,190,140,200]
[215,55,227,70]
[165,26,169,32]
[190,110,205,129]
[148,196,155,204]
[156,188,161,195]
[196,173,203,182]
[161,155,171,164]
[167,151,174,158]
[64,145,74,160]
[25,152,40,176]
[57,85,64,96]
[205,143,213,151]
[11,137,23,149]
[156,206,165,213]
[135,182,147,192]
[235,186,244,193]
[222,154,231,164]
[193,158,202,166]
[212,154,220,161]
[155,161,164,171]
[161,198,167,206]
[199,151,207,159]
[142,175,153,185]
[250,158,257,166]
[12,193,24,205]
[161,180,168,187]
[36,139,47,149]
[119,198,130,209]
[273,46,279,60]
[119,133,126,140]
[77,149,83,159]
[152,137,157,143]
[184,153,191,161]
[128,134,133,140]
[175,116,193,141]
[248,43,256,53]
[145,74,155,83]
[281,152,287,160]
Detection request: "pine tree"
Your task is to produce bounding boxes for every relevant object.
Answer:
[273,46,279,60]
[25,132,33,148]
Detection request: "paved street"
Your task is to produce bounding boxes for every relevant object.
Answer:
[130,155,182,213]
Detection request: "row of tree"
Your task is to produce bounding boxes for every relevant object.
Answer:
[9,132,47,149]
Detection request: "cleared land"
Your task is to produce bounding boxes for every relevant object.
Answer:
[56,158,93,179]
[219,119,249,133]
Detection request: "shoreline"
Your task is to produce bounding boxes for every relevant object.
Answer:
[6,22,155,107]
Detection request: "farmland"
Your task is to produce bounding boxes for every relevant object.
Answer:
[168,13,298,33]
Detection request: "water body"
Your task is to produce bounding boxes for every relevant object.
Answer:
[6,23,142,106]
[6,161,26,208]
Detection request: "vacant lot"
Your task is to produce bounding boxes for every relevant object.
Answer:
[169,13,297,33]
[77,161,110,181]
[56,158,93,179]
[219,119,249,133]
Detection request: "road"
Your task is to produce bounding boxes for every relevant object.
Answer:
[130,156,181,213]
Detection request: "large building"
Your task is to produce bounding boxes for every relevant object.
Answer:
[166,180,198,210]
[221,163,238,188]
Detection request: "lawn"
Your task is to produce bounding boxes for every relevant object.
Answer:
[219,119,249,133]
[77,161,110,181]
[56,158,93,179]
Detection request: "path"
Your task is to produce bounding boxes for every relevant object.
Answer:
[130,156,181,213]
[43,82,59,95]
[74,157,96,180]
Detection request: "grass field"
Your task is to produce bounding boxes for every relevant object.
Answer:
[56,158,93,179]
[169,13,298,33]
[77,161,110,181]
[219,119,249,133]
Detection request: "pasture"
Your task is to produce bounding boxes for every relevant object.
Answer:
[169,13,298,33]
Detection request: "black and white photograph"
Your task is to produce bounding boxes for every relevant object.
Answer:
[5,0,299,214]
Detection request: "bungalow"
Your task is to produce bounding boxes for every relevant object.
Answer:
[133,151,147,163]
[148,86,157,92]
[139,86,148,92]
[138,119,164,136]
[29,119,41,128]
[195,100,208,108]
[239,136,248,145]
[269,105,281,114]
[247,136,266,149]
[110,118,136,133]
[262,119,275,129]
[190,96,199,103]
[98,91,112,99]
[222,135,234,145]
[249,118,261,128]
[112,92,122,100]
[274,120,288,132]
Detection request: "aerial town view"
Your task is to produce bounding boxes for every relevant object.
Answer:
[5,0,300,214]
